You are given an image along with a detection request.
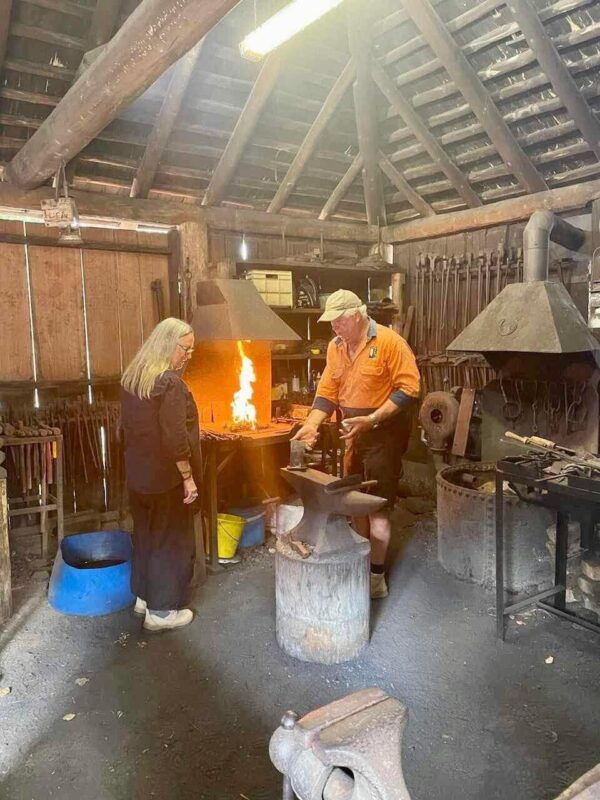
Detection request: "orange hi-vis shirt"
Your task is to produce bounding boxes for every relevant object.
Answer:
[313,319,421,417]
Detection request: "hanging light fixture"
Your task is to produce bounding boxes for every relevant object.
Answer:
[41,162,83,244]
[239,0,345,61]
[240,233,249,261]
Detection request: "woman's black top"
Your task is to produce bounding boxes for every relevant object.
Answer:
[121,370,202,495]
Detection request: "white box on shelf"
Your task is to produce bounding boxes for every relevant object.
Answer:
[245,270,293,308]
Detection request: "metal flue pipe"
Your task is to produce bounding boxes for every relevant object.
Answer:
[523,210,589,282]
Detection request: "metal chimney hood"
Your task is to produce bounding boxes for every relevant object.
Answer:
[191,279,301,341]
[448,211,600,363]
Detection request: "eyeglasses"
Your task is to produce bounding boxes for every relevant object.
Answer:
[177,343,194,356]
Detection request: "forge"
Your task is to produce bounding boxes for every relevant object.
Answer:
[185,279,301,437]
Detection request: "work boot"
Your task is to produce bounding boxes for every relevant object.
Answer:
[143,609,194,632]
[134,597,147,615]
[370,572,389,599]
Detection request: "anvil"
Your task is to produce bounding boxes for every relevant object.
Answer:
[280,467,387,557]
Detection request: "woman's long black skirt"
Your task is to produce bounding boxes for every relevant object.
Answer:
[129,484,195,611]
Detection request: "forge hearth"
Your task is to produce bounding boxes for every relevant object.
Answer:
[185,340,272,427]
[186,279,300,430]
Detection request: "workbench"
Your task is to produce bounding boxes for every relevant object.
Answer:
[495,456,600,640]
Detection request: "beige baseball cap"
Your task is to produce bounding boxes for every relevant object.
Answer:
[318,289,363,322]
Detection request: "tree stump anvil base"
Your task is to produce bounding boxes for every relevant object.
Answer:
[275,467,387,664]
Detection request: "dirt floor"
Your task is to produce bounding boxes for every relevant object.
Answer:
[1,502,600,800]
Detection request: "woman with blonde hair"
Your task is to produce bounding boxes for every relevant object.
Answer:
[121,317,201,632]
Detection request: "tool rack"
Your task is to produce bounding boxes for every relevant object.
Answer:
[0,434,64,557]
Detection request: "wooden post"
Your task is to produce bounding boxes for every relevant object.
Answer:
[4,0,240,189]
[391,272,404,335]
[0,455,11,624]
[130,41,204,199]
[216,258,236,279]
[319,155,363,221]
[169,218,209,321]
[378,151,434,218]
[267,60,356,214]
[348,3,386,226]
[201,51,285,207]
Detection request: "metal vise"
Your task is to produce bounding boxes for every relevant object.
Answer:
[270,688,411,800]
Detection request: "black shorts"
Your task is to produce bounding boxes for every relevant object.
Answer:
[345,414,408,510]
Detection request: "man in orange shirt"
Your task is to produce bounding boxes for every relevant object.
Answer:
[293,289,421,599]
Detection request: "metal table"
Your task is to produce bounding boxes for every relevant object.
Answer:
[495,456,600,639]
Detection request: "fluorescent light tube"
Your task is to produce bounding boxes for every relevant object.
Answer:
[240,0,345,60]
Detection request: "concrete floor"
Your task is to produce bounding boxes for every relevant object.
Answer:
[1,507,599,800]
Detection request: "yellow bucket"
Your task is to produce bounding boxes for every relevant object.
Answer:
[217,513,245,559]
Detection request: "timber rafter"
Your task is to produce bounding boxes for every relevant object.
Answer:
[0,0,599,224]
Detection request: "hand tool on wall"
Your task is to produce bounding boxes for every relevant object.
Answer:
[464,252,473,328]
[427,252,435,340]
[484,249,491,307]
[477,252,484,314]
[452,255,460,334]
[151,279,165,322]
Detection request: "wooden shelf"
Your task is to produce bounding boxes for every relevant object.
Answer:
[270,306,324,315]
[272,353,326,361]
[239,259,397,277]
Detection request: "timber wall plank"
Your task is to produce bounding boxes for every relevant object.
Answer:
[0,221,33,380]
[115,251,145,371]
[83,247,122,377]
[28,245,86,381]
[0,225,170,384]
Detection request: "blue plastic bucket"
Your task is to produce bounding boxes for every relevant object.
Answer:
[48,531,135,616]
[228,506,266,548]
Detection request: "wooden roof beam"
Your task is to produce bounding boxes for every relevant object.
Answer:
[11,21,84,50]
[382,178,600,243]
[402,0,548,194]
[371,61,481,208]
[201,50,285,207]
[0,183,379,242]
[3,0,240,190]
[506,0,600,162]
[378,151,434,218]
[267,59,355,214]
[318,154,363,221]
[0,1,13,76]
[348,3,386,226]
[130,41,203,199]
[88,0,122,49]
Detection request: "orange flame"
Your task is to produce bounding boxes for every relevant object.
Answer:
[231,340,257,429]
